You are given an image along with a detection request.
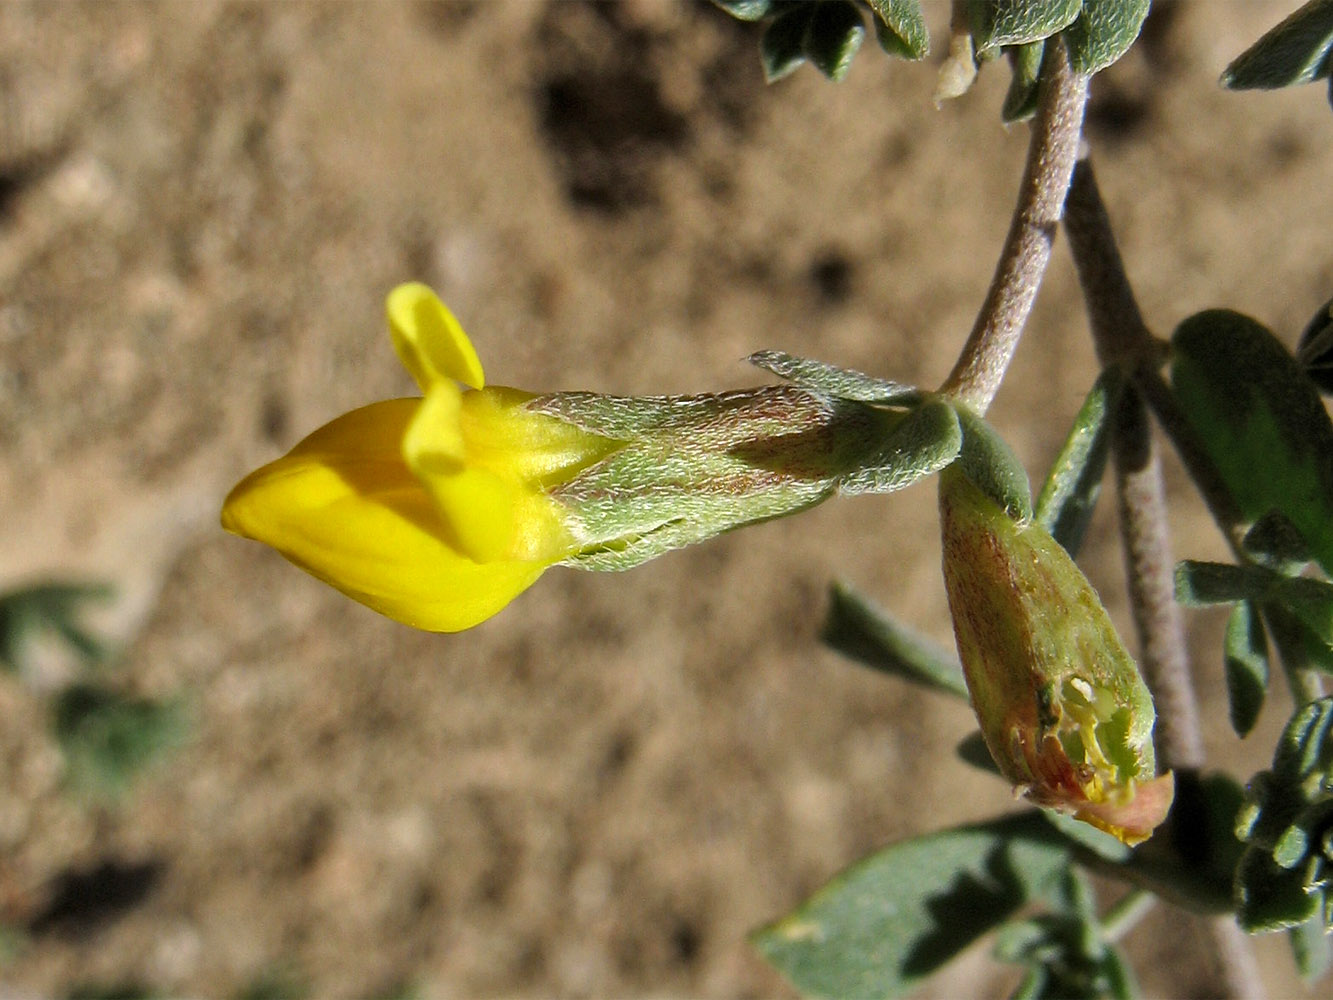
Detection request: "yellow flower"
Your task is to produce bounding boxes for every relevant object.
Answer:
[221,283,619,632]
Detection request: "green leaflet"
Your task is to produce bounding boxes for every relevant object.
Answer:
[966,0,1082,57]
[753,812,1071,999]
[710,0,774,21]
[837,397,962,495]
[953,404,1034,522]
[1225,601,1270,737]
[804,1,867,80]
[747,350,921,404]
[821,581,968,698]
[1002,40,1046,123]
[868,0,929,59]
[760,4,815,82]
[1035,369,1122,556]
[1063,0,1152,76]
[1222,0,1333,90]
[1289,911,1333,982]
[1171,309,1333,579]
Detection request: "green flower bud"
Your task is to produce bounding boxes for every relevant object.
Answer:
[939,465,1174,845]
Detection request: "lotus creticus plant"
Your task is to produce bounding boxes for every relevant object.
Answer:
[222,283,954,632]
[939,464,1174,846]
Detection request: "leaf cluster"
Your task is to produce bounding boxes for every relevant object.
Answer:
[711,0,1150,121]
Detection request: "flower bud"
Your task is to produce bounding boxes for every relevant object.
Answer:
[939,465,1174,845]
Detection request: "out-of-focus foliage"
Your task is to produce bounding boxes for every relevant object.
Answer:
[0,582,113,673]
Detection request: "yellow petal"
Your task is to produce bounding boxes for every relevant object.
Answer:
[221,399,548,632]
[387,282,486,391]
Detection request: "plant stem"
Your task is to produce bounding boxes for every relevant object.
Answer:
[938,39,1089,414]
[1064,157,1265,1000]
[1110,388,1205,768]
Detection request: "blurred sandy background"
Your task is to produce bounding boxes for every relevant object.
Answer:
[2,1,1332,996]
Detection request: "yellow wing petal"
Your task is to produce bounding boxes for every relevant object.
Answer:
[386,282,486,391]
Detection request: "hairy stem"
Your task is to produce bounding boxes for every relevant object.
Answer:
[938,40,1089,413]
[1111,388,1205,769]
[1064,157,1265,1000]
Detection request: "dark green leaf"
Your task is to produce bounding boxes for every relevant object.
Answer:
[1244,511,1312,572]
[822,581,968,697]
[967,0,1082,56]
[1235,698,1333,931]
[1222,0,1333,90]
[746,350,921,404]
[1063,0,1152,76]
[1225,601,1270,737]
[868,0,930,59]
[953,404,1033,522]
[1297,295,1333,395]
[1265,603,1333,682]
[1290,910,1333,981]
[753,812,1071,999]
[710,0,776,22]
[1002,40,1046,122]
[803,1,866,80]
[53,684,187,799]
[1236,845,1321,932]
[838,397,963,494]
[1035,369,1122,557]
[761,6,814,82]
[1171,309,1333,578]
[1173,560,1260,606]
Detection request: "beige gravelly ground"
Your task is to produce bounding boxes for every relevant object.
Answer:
[2,1,1332,996]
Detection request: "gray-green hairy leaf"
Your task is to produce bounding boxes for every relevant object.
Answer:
[747,350,921,404]
[838,397,963,494]
[1063,0,1152,76]
[1223,0,1333,90]
[868,0,930,59]
[1035,369,1122,556]
[1171,308,1333,579]
[753,813,1071,999]
[967,0,1082,56]
[953,404,1034,522]
[822,581,968,697]
[1225,601,1270,737]
[1002,39,1046,122]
